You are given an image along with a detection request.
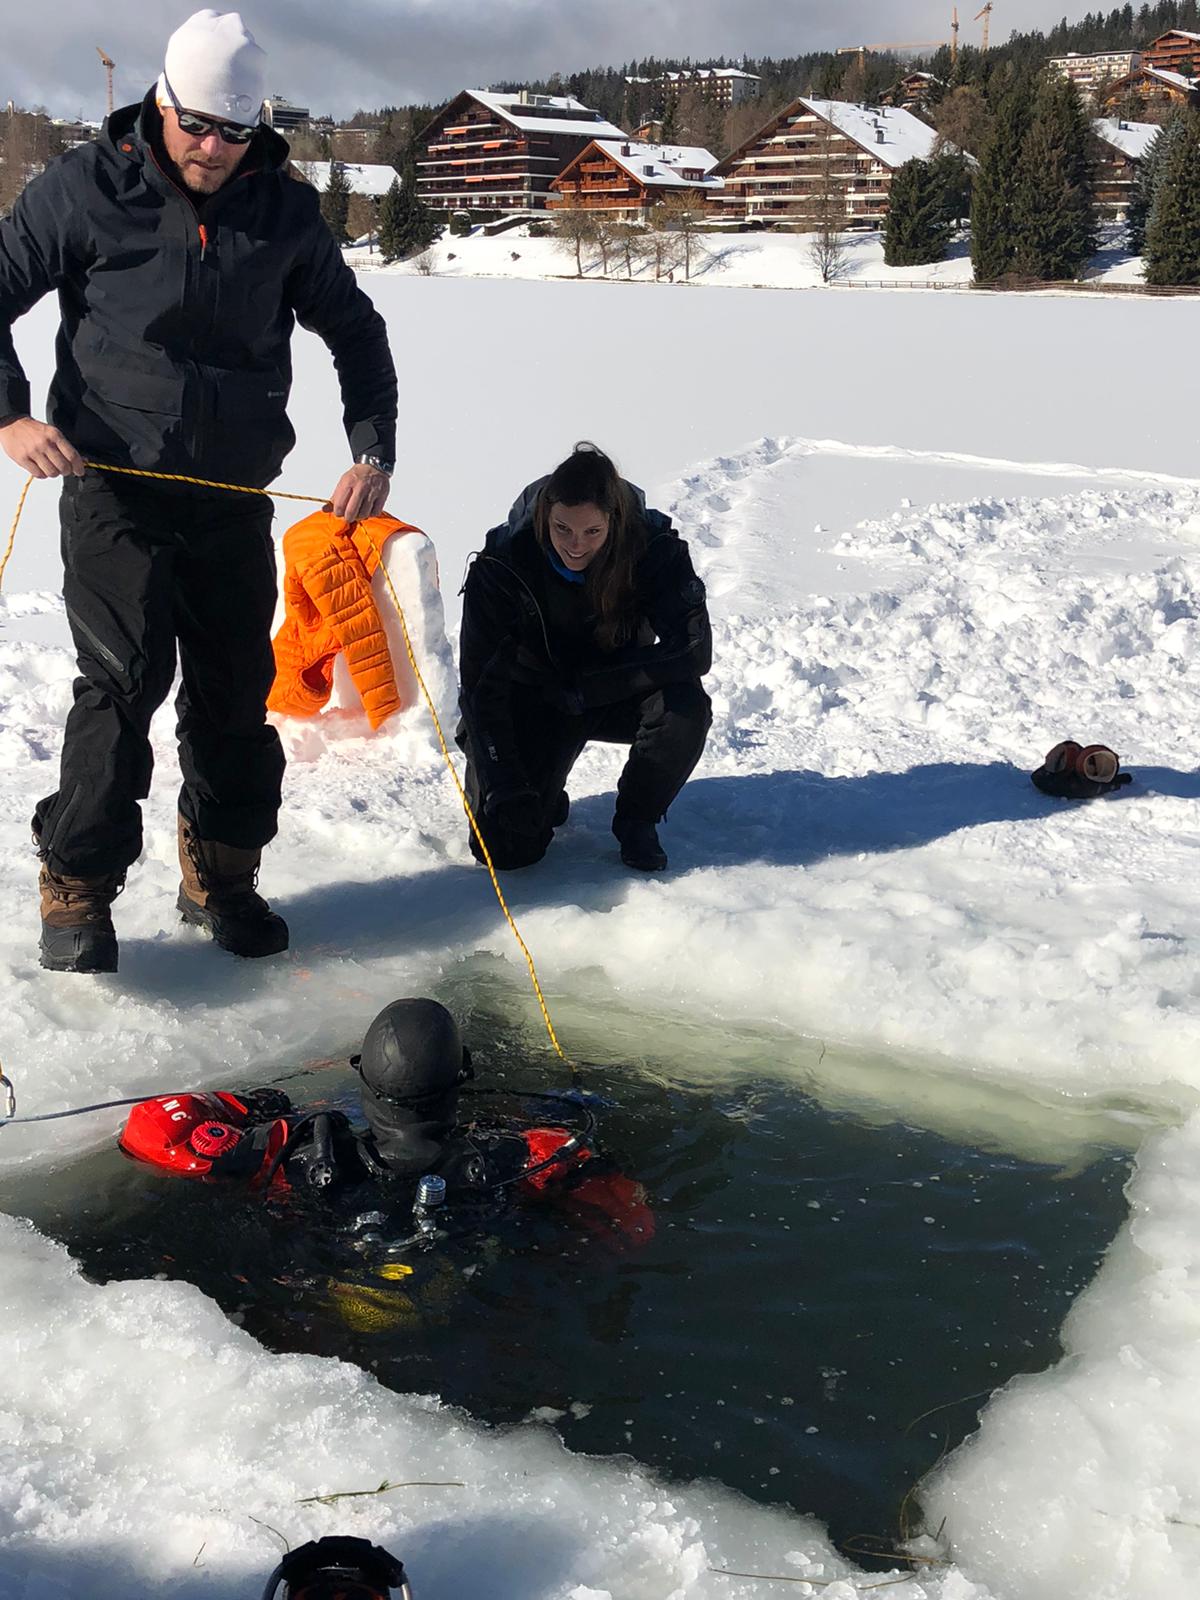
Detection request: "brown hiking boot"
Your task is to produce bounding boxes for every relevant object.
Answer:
[39,865,123,973]
[177,816,288,958]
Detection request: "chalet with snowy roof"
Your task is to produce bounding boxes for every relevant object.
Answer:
[1049,50,1142,106]
[879,72,943,115]
[1140,29,1200,76]
[414,90,625,214]
[1100,64,1199,117]
[1090,117,1159,220]
[713,99,939,230]
[549,140,723,219]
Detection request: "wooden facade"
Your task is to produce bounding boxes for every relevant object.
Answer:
[713,98,938,230]
[1049,50,1142,106]
[1140,29,1200,76]
[1100,64,1199,118]
[414,90,624,214]
[549,140,721,219]
[1090,118,1158,220]
[879,72,943,115]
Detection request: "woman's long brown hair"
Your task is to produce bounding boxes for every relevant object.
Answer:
[533,442,641,649]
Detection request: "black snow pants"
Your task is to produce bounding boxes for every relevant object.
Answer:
[33,474,285,879]
[461,680,712,870]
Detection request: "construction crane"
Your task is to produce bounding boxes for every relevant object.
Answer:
[975,3,993,53]
[96,46,115,117]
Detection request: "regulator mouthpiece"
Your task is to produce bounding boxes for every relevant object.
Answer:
[415,1173,447,1210]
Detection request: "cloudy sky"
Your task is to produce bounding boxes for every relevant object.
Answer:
[12,0,1090,121]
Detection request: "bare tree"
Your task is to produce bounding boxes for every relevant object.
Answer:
[552,200,596,277]
[646,204,684,280]
[0,107,63,216]
[806,120,852,284]
[654,191,710,280]
[932,85,990,159]
[591,212,617,277]
[671,83,725,154]
[610,221,649,279]
[346,193,376,247]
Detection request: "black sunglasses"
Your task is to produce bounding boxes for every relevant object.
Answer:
[162,73,258,144]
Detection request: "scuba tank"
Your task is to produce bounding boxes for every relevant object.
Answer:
[261,1536,411,1599]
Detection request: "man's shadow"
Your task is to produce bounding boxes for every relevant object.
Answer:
[115,759,1093,1007]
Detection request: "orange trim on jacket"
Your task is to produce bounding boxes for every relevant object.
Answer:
[269,509,420,730]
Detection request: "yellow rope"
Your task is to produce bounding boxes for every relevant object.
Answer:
[79,460,330,504]
[3,462,569,1067]
[0,474,33,590]
[362,529,567,1063]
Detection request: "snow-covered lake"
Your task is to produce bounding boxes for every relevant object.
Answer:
[3,276,1200,1600]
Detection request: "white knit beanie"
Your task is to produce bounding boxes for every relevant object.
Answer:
[158,9,266,124]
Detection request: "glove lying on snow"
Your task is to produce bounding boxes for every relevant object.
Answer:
[1031,740,1132,800]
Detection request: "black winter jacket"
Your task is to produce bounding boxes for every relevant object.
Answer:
[0,97,396,489]
[459,476,711,802]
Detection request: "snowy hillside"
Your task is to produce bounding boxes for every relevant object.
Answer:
[2,277,1200,1599]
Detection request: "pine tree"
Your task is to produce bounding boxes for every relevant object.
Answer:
[1126,109,1185,255]
[1011,75,1095,280]
[377,177,405,263]
[320,160,351,245]
[660,94,680,143]
[884,158,953,265]
[377,170,439,263]
[1144,110,1200,284]
[970,72,1034,281]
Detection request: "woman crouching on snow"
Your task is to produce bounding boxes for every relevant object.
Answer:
[457,442,712,872]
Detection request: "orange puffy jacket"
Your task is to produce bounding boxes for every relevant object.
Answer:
[269,509,421,730]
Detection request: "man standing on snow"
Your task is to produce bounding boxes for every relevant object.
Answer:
[0,10,397,974]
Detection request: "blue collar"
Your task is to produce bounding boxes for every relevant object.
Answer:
[546,548,586,585]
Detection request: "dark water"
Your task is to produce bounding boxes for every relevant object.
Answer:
[0,1009,1134,1567]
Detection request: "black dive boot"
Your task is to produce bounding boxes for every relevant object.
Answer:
[38,865,123,973]
[612,815,668,872]
[177,817,289,958]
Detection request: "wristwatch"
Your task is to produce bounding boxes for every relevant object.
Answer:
[355,453,394,475]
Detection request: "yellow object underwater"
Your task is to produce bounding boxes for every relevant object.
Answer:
[325,1256,458,1334]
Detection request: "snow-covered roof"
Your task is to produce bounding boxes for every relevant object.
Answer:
[796,99,939,170]
[1140,66,1198,90]
[1091,117,1159,162]
[294,161,399,199]
[593,139,724,189]
[663,68,760,83]
[465,89,624,140]
[1152,28,1200,42]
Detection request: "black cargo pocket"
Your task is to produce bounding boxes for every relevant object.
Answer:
[36,783,83,859]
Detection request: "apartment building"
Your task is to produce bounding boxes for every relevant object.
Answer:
[414,89,624,213]
[713,98,938,230]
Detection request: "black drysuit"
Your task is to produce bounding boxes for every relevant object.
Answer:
[458,478,713,868]
[0,96,398,877]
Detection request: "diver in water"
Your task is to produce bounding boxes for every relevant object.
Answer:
[118,998,653,1246]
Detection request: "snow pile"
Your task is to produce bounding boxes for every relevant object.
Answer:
[4,279,1200,1598]
[924,1112,1200,1600]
